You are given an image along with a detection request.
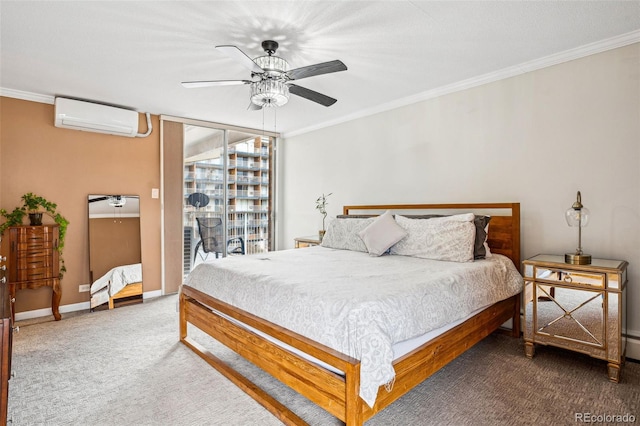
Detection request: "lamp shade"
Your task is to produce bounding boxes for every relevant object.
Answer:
[565,206,590,227]
[250,80,290,107]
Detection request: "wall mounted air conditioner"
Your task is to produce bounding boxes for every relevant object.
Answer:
[54,97,146,137]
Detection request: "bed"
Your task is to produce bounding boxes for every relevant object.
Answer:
[90,263,143,310]
[179,202,522,425]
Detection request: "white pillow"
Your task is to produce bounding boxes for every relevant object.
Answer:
[320,218,374,252]
[358,210,408,256]
[390,213,476,262]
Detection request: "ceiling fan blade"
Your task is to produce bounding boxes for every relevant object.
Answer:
[288,84,337,107]
[88,196,109,203]
[286,60,347,81]
[216,45,264,74]
[247,102,262,111]
[181,80,251,88]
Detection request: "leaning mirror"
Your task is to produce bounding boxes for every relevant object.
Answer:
[88,195,143,310]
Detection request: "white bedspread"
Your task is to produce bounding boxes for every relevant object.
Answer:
[184,246,523,407]
[91,263,142,308]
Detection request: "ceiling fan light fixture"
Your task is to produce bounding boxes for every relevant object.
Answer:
[254,55,289,77]
[250,80,290,107]
[108,195,126,207]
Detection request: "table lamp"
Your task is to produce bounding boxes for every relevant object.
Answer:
[565,191,591,265]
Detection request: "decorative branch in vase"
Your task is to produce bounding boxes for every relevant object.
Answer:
[315,192,332,241]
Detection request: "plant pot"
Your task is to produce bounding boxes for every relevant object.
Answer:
[29,213,43,226]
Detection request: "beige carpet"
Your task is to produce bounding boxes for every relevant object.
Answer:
[8,294,640,425]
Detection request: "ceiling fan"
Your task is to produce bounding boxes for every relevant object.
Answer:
[182,40,347,110]
[88,195,132,207]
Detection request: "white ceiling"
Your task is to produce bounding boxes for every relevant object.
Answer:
[1,1,639,136]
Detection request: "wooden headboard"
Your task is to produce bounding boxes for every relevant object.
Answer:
[342,203,521,268]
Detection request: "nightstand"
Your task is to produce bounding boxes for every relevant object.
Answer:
[294,236,321,248]
[522,254,628,382]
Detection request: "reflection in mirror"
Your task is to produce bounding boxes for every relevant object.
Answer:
[535,286,605,346]
[88,195,143,310]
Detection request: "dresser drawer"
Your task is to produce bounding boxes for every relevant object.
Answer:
[16,265,57,281]
[14,251,55,268]
[12,226,56,240]
[532,267,605,288]
[16,240,56,252]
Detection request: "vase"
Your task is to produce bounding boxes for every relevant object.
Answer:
[29,213,43,226]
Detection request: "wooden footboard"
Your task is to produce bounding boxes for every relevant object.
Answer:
[108,282,143,309]
[180,286,519,425]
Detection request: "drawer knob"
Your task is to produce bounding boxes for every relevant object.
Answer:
[0,265,5,271]
[12,325,19,333]
[0,255,5,262]
[0,277,5,284]
[563,275,573,284]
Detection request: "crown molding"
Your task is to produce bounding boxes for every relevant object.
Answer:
[0,88,55,104]
[283,29,640,138]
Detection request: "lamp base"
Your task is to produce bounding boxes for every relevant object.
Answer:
[565,253,592,265]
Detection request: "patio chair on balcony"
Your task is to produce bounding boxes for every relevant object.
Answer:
[194,217,245,263]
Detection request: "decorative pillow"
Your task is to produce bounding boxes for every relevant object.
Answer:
[358,210,408,256]
[390,214,476,262]
[320,218,374,252]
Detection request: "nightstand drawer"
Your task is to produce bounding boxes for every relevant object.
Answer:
[533,267,605,288]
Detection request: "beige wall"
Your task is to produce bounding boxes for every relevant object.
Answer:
[0,97,161,314]
[280,44,640,337]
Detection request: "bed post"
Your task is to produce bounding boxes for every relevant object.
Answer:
[512,294,521,337]
[344,363,363,425]
[179,291,187,341]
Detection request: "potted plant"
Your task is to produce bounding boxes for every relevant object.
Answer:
[315,192,332,241]
[0,192,70,277]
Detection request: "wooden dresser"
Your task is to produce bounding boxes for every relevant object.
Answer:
[0,234,12,424]
[7,225,61,321]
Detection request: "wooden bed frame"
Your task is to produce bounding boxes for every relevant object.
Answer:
[180,203,521,425]
[108,282,143,309]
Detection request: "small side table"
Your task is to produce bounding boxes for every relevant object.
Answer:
[294,236,321,248]
[522,254,628,382]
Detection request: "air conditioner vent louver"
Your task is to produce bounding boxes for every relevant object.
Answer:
[54,97,139,137]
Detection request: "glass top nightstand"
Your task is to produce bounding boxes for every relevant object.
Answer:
[522,254,628,382]
[294,236,321,248]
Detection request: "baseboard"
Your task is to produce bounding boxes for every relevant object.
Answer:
[626,334,640,362]
[15,301,90,321]
[143,289,162,299]
[15,289,164,321]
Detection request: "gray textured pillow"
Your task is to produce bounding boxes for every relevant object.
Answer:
[320,218,374,252]
[358,210,407,256]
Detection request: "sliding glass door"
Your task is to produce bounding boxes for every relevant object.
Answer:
[182,125,275,276]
